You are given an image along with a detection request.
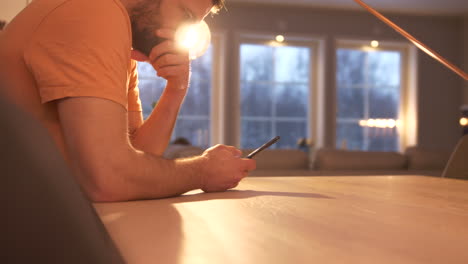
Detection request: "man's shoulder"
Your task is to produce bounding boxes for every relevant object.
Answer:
[51,0,130,27]
[22,0,129,21]
[26,0,132,48]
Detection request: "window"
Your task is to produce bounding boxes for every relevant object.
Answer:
[239,38,316,149]
[336,43,404,151]
[136,44,215,148]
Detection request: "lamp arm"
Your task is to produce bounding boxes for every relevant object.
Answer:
[354,0,468,81]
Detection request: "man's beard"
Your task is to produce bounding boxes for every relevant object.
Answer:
[131,22,165,57]
[130,1,165,57]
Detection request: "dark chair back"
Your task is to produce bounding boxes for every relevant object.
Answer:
[2,97,125,263]
[442,135,468,179]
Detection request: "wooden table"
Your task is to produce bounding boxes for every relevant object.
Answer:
[95,176,468,264]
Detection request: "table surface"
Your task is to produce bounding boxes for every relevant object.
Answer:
[95,176,468,264]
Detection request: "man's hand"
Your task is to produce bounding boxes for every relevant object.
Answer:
[199,145,257,192]
[148,29,190,91]
[128,29,192,155]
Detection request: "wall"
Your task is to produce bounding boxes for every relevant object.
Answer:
[206,3,465,151]
[0,0,28,22]
[464,15,468,105]
[0,1,464,151]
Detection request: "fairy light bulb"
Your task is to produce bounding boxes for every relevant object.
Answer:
[275,35,285,43]
[460,117,468,127]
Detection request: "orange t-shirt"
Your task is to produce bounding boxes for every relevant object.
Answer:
[0,0,142,157]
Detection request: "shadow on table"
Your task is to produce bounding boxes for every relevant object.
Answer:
[96,191,333,263]
[173,190,334,203]
[96,189,333,263]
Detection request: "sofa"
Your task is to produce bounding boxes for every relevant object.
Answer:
[163,145,451,177]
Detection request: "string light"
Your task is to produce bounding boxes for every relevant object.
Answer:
[460,117,468,127]
[359,119,401,128]
[275,35,285,43]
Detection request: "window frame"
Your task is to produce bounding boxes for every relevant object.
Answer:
[209,32,227,145]
[335,39,418,152]
[136,31,226,147]
[177,32,226,147]
[233,32,325,151]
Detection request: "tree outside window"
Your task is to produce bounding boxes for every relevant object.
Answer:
[336,47,401,151]
[240,43,311,149]
[136,45,213,148]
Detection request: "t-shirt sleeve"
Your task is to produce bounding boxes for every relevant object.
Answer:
[24,0,132,110]
[127,60,142,112]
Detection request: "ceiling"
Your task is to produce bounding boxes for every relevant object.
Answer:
[229,0,468,15]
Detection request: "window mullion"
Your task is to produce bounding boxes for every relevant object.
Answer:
[364,52,370,151]
[239,40,314,149]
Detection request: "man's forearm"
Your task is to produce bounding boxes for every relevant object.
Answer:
[88,147,205,202]
[57,97,253,203]
[131,83,186,155]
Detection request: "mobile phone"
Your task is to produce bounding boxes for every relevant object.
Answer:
[246,136,280,159]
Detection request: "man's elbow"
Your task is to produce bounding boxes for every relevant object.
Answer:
[84,177,123,203]
[79,156,132,203]
[85,183,121,203]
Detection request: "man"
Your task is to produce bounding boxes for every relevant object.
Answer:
[0,0,256,202]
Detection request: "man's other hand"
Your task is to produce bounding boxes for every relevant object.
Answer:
[200,145,256,193]
[148,28,190,91]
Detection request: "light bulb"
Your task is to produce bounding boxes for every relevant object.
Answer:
[175,21,211,60]
[275,35,285,43]
[460,117,468,127]
[370,40,379,48]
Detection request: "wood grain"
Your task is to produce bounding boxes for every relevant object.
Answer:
[96,176,468,264]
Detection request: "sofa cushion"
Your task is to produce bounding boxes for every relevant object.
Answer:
[242,149,309,170]
[314,148,407,170]
[405,146,451,171]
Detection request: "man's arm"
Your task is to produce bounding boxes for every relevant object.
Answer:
[128,87,186,155]
[129,29,190,155]
[57,97,255,202]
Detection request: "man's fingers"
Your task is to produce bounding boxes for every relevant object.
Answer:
[229,182,239,189]
[148,40,176,62]
[156,65,189,79]
[237,171,249,181]
[241,158,256,171]
[232,171,249,187]
[152,54,189,70]
[223,145,242,157]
